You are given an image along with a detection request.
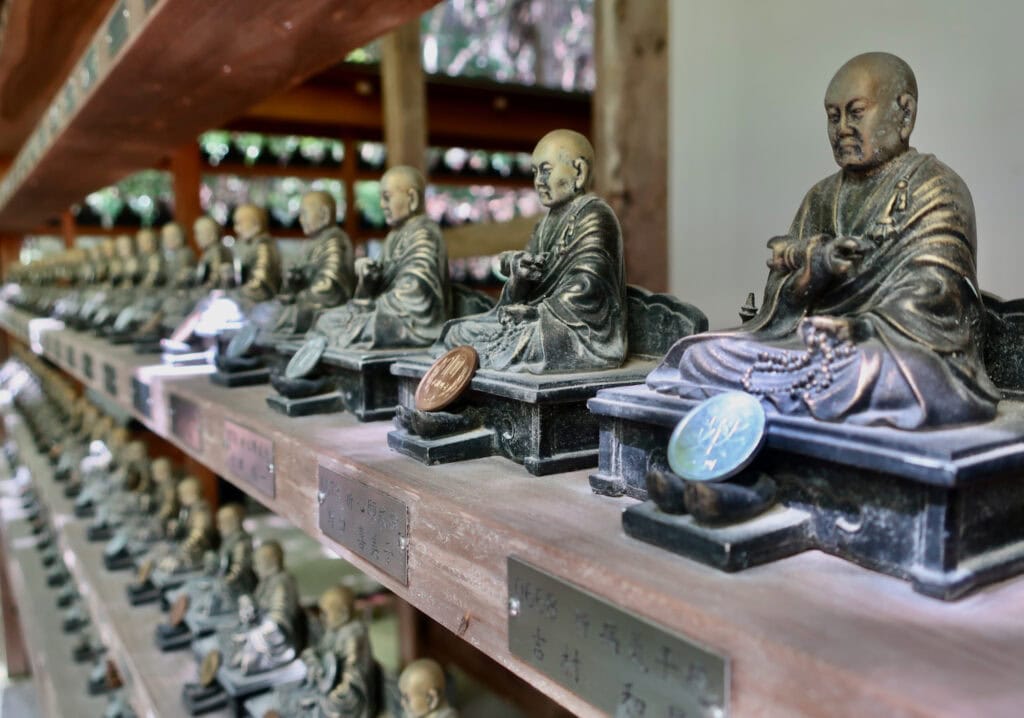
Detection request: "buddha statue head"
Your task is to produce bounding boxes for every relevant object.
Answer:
[399,658,450,718]
[193,216,221,250]
[161,222,185,251]
[254,540,284,580]
[530,129,595,209]
[380,165,426,227]
[216,503,245,537]
[298,191,336,236]
[101,237,117,259]
[233,204,268,243]
[114,234,135,259]
[151,457,173,484]
[318,585,355,631]
[177,476,201,507]
[825,52,917,175]
[136,228,158,254]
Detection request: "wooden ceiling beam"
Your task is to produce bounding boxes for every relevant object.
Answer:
[0,0,442,231]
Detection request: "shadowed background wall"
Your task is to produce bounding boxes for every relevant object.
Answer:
[669,0,1024,328]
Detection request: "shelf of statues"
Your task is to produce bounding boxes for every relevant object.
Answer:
[5,80,1024,716]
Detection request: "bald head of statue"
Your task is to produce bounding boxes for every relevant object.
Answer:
[318,584,355,630]
[399,658,449,718]
[531,129,595,209]
[380,165,426,227]
[825,52,918,174]
[298,191,337,236]
[193,216,221,250]
[233,204,268,242]
[255,540,284,579]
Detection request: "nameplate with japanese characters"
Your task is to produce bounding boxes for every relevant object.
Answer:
[224,421,274,498]
[83,352,94,379]
[132,378,151,419]
[169,394,202,452]
[317,465,408,585]
[103,363,117,397]
[507,557,729,717]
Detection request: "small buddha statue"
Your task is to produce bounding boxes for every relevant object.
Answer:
[136,227,165,288]
[222,540,302,675]
[312,166,449,349]
[649,52,999,430]
[153,477,216,576]
[161,222,196,286]
[434,129,626,373]
[232,204,283,305]
[399,659,457,718]
[194,216,232,290]
[268,190,355,335]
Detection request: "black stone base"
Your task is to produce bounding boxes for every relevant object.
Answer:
[265,391,343,417]
[269,343,424,421]
[210,367,269,388]
[132,339,164,355]
[388,356,655,476]
[73,501,94,519]
[71,638,101,664]
[107,333,136,346]
[56,586,78,608]
[40,548,57,567]
[126,581,160,605]
[591,383,1024,599]
[182,682,228,715]
[87,524,114,542]
[103,550,135,572]
[154,622,194,652]
[45,568,68,588]
[63,482,81,498]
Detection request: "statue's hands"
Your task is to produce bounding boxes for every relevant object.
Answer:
[498,303,539,324]
[237,594,255,625]
[354,258,383,299]
[801,315,870,345]
[503,251,547,302]
[157,555,179,574]
[824,235,873,277]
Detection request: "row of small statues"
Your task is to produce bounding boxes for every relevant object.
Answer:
[10,358,457,718]
[10,51,1003,433]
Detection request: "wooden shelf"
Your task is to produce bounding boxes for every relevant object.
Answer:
[5,304,1024,717]
[0,0,442,231]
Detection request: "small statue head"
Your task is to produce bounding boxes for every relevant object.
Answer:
[177,476,202,506]
[114,234,135,259]
[399,658,449,718]
[108,426,130,451]
[318,585,355,630]
[254,540,284,579]
[101,237,117,258]
[216,503,245,537]
[161,222,185,251]
[298,191,336,236]
[136,228,158,254]
[193,216,221,250]
[380,165,426,227]
[151,457,173,484]
[233,204,268,242]
[124,440,147,464]
[531,129,595,209]
[825,52,918,175]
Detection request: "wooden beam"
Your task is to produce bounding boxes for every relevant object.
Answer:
[380,20,427,171]
[594,0,669,292]
[60,209,75,248]
[170,142,201,250]
[0,0,444,231]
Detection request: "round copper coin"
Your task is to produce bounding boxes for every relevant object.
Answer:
[415,346,478,412]
[169,593,190,626]
[226,322,259,359]
[199,649,222,687]
[285,335,328,380]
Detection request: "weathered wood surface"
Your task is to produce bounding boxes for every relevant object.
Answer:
[4,304,1024,717]
[0,0,443,230]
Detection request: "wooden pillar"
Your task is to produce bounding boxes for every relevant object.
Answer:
[170,143,202,251]
[380,20,427,172]
[342,138,359,242]
[593,0,669,292]
[60,210,76,248]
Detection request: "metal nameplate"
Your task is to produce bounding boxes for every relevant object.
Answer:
[507,557,729,717]
[317,465,409,585]
[103,364,117,397]
[132,378,151,419]
[66,345,75,368]
[224,421,275,498]
[169,394,202,452]
[83,352,94,379]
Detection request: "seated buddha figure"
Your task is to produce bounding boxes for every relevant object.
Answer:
[434,129,626,373]
[649,52,999,429]
[232,204,283,306]
[267,190,355,335]
[312,166,448,349]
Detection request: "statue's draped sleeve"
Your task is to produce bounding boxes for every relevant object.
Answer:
[240,236,282,303]
[302,227,354,308]
[222,534,253,594]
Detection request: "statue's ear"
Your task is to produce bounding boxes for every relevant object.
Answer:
[426,688,441,711]
[572,157,590,192]
[408,188,420,214]
[897,93,917,142]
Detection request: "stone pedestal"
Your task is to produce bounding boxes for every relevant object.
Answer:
[388,356,655,476]
[589,383,1024,599]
